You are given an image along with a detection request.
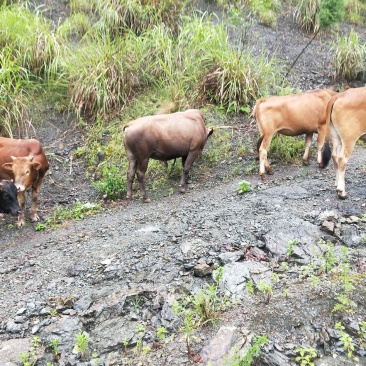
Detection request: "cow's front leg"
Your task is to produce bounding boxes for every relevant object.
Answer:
[17,190,26,227]
[30,187,40,222]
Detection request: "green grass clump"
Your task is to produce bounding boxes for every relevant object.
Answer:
[246,0,281,27]
[295,0,321,33]
[269,135,306,164]
[331,29,366,81]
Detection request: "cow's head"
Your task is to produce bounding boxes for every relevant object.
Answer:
[2,156,43,192]
[0,180,21,216]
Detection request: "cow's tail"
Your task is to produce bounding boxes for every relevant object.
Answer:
[253,99,264,156]
[321,94,337,168]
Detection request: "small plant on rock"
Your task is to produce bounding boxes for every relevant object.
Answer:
[335,322,358,361]
[237,180,252,194]
[295,346,317,366]
[286,239,300,258]
[225,334,269,365]
[73,331,89,360]
[50,337,61,361]
[257,280,273,304]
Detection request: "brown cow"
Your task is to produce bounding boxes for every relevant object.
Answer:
[123,109,213,202]
[0,137,49,226]
[321,87,366,199]
[254,89,337,180]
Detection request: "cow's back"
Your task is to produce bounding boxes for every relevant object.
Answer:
[124,109,207,156]
[0,137,49,179]
[332,88,366,137]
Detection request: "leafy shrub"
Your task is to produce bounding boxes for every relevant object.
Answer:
[318,0,345,28]
[92,165,127,199]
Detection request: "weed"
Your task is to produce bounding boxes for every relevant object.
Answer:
[237,180,252,194]
[173,277,229,359]
[335,322,358,360]
[50,337,61,361]
[44,201,102,230]
[134,323,146,355]
[246,280,255,295]
[295,346,317,365]
[257,280,273,304]
[91,352,100,365]
[156,326,168,341]
[224,334,269,365]
[73,331,89,360]
[332,262,357,315]
[20,336,43,366]
[286,239,300,258]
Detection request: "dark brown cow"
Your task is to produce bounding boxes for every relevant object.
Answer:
[123,109,213,202]
[0,180,20,216]
[322,87,366,199]
[254,89,337,180]
[0,137,49,226]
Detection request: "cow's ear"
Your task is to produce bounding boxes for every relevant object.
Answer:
[32,162,43,171]
[207,128,213,137]
[27,156,34,162]
[2,162,13,171]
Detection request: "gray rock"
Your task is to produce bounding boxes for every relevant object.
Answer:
[218,251,242,264]
[0,338,31,364]
[200,326,238,365]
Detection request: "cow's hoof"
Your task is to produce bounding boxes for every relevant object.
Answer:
[178,187,186,194]
[260,174,267,181]
[126,195,134,201]
[337,191,347,200]
[16,220,25,228]
[265,169,273,175]
[303,160,310,166]
[143,197,151,203]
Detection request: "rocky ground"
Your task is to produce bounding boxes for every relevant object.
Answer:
[1,1,366,366]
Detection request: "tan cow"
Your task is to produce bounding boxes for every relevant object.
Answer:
[321,87,366,199]
[0,137,49,226]
[254,89,337,180]
[123,109,213,202]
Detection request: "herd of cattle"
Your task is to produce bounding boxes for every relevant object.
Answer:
[0,86,365,226]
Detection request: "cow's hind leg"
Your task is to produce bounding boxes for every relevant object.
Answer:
[258,134,274,180]
[179,152,200,193]
[303,133,313,165]
[136,159,150,202]
[126,155,138,200]
[335,138,357,199]
[17,190,26,227]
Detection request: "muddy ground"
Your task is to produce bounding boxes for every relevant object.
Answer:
[1,1,366,366]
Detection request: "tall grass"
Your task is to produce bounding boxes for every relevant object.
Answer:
[331,29,366,80]
[294,0,320,33]
[0,48,31,137]
[0,3,61,79]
